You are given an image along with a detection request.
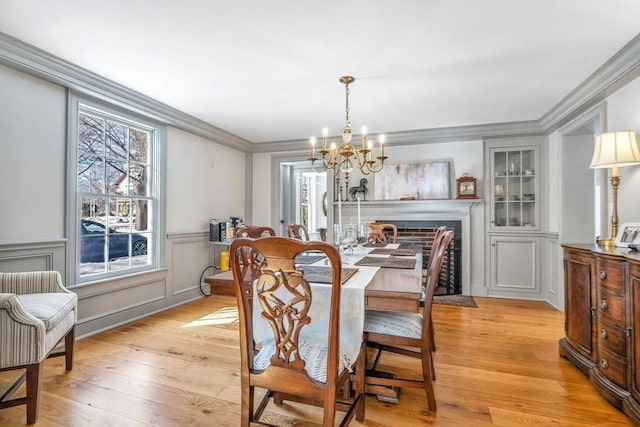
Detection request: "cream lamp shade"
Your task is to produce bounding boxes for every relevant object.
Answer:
[589,130,640,246]
[590,130,640,171]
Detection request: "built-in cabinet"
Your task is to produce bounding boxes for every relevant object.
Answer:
[489,234,540,296]
[560,244,640,423]
[485,137,544,298]
[490,146,540,230]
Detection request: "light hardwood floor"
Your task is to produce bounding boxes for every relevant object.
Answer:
[0,296,634,426]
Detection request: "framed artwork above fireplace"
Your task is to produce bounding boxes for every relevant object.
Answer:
[374,161,450,200]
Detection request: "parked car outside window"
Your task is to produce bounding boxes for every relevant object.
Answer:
[80,219,147,263]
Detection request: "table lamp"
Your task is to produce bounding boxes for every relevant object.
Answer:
[590,130,640,246]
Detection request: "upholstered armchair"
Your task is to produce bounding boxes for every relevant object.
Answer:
[0,271,77,424]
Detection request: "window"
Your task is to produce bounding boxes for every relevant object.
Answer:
[73,101,160,280]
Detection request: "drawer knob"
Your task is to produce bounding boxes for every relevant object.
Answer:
[600,359,609,369]
[600,329,608,339]
[600,270,607,280]
[600,299,608,310]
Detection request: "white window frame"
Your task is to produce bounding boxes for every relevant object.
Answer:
[67,93,164,285]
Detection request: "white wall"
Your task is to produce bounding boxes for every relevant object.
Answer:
[252,152,273,226]
[166,127,246,232]
[605,76,640,224]
[546,131,561,233]
[561,134,597,243]
[0,64,66,241]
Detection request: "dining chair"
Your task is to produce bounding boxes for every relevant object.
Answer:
[235,226,277,266]
[362,229,454,412]
[235,225,276,238]
[366,223,398,244]
[287,223,310,241]
[423,226,449,355]
[230,236,365,426]
[0,271,77,424]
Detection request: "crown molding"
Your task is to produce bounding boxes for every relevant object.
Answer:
[0,31,252,152]
[250,120,544,153]
[540,33,640,132]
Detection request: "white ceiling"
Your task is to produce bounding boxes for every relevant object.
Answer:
[1,1,639,143]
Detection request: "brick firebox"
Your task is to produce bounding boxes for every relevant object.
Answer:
[375,220,462,295]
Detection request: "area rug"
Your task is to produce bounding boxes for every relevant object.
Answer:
[433,294,477,308]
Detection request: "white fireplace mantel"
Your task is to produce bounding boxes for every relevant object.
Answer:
[334,198,481,220]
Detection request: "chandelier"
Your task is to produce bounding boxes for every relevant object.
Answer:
[308,75,387,179]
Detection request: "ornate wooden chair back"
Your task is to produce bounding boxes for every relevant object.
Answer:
[366,223,398,244]
[234,226,277,266]
[287,224,310,241]
[229,236,365,426]
[235,225,276,238]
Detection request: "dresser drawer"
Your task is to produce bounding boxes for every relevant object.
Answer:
[597,258,626,293]
[564,249,594,265]
[597,347,627,388]
[598,290,626,327]
[597,320,626,357]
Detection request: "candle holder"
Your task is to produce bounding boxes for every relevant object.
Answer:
[357,224,368,244]
[333,224,342,247]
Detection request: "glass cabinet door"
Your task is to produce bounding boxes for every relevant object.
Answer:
[490,147,539,230]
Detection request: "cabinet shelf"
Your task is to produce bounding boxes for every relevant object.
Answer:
[489,145,539,232]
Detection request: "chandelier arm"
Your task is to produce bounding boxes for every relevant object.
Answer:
[351,150,365,170]
[364,160,386,174]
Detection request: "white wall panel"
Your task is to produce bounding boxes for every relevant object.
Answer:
[606,76,640,224]
[251,152,272,226]
[168,233,210,295]
[166,126,246,233]
[0,64,66,241]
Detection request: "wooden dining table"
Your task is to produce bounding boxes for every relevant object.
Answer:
[204,243,424,313]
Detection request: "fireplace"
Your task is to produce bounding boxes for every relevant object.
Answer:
[376,220,462,295]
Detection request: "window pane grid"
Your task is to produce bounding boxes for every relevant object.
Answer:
[77,105,155,279]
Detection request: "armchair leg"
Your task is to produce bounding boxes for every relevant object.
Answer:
[25,362,43,425]
[65,326,75,371]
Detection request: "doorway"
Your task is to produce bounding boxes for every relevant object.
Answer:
[559,105,606,244]
[279,161,327,239]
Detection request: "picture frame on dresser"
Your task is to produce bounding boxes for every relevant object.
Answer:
[615,222,640,247]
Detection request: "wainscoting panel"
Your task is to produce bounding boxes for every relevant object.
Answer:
[167,231,211,296]
[0,239,66,278]
[73,269,171,336]
[544,234,562,310]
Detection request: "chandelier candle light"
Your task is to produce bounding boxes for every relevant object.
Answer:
[308,76,388,182]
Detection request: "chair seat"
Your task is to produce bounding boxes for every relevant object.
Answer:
[254,339,352,383]
[364,310,422,339]
[17,292,77,330]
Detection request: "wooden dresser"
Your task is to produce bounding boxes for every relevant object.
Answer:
[560,244,640,423]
